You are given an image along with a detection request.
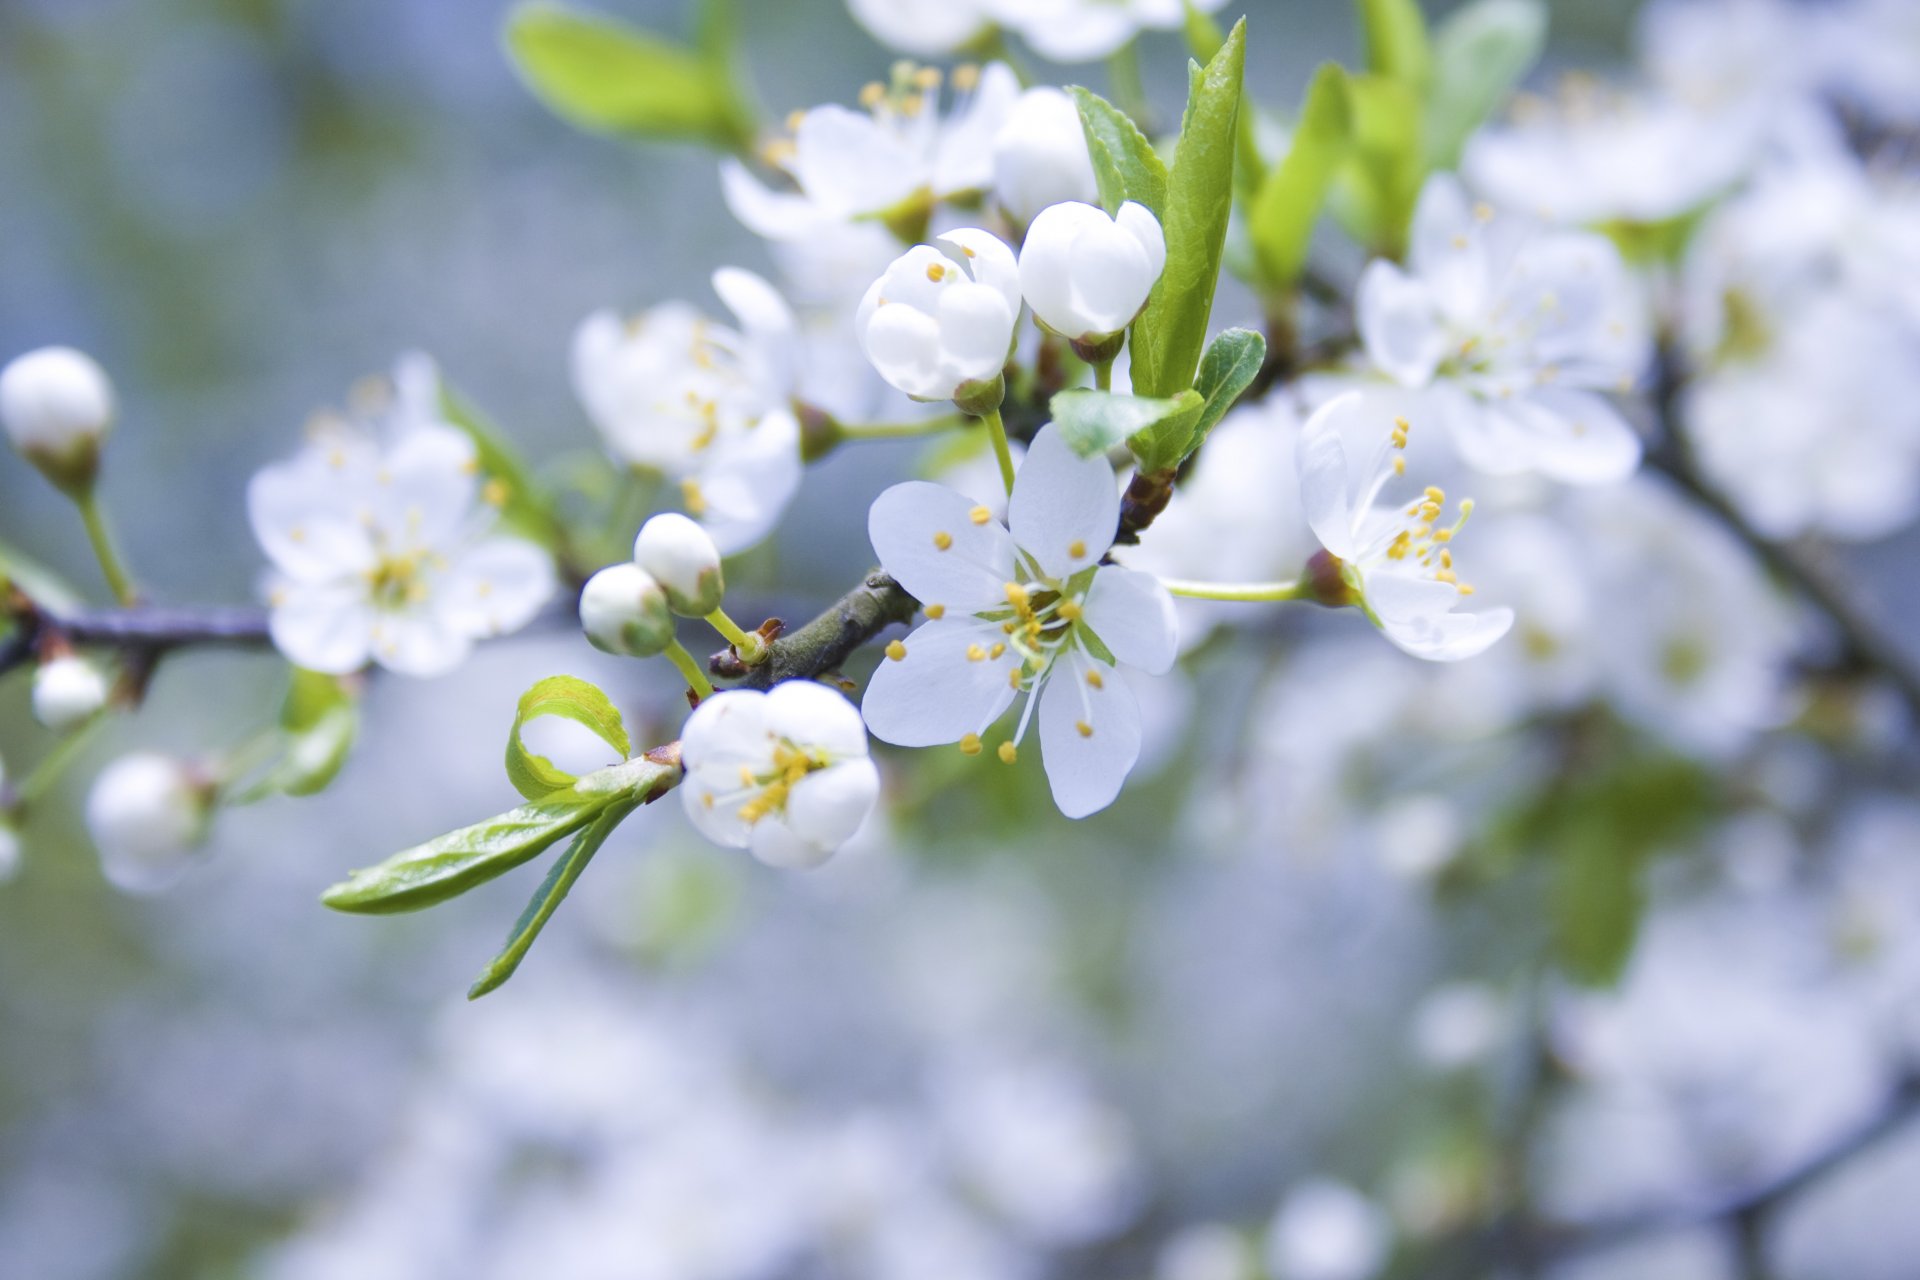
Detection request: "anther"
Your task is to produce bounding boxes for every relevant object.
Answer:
[1075,721,1093,738]
[928,262,949,282]
[885,640,907,661]
[997,742,1018,764]
[933,530,953,550]
[1086,670,1104,689]
[966,644,986,662]
[969,505,990,525]
[959,733,982,756]
[924,603,946,619]
[1068,539,1087,559]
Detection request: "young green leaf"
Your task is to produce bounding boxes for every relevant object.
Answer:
[1127,389,1207,476]
[321,754,671,915]
[1185,329,1267,455]
[1427,0,1547,168]
[1250,63,1353,288]
[467,795,641,998]
[1357,0,1433,92]
[1182,2,1227,61]
[1333,72,1425,259]
[1129,19,1246,399]
[269,669,358,798]
[1069,87,1168,217]
[505,1,755,152]
[438,382,567,554]
[1051,389,1190,459]
[506,674,631,801]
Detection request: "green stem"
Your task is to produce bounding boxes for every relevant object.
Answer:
[663,640,716,701]
[704,607,766,664]
[981,408,1017,496]
[1094,360,1114,392]
[76,492,137,605]
[837,414,968,443]
[15,713,107,808]
[1160,578,1309,603]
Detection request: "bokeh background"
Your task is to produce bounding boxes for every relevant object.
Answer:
[6,2,1920,1278]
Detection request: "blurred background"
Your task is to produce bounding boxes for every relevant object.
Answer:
[6,1,1920,1278]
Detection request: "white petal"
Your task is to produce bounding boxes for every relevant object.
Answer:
[1407,174,1490,320]
[868,481,1016,612]
[1037,656,1142,819]
[1296,391,1368,561]
[937,282,1016,380]
[1018,202,1094,334]
[784,757,880,852]
[794,106,922,217]
[937,227,1022,315]
[692,406,803,555]
[1081,566,1178,674]
[861,618,1020,746]
[247,454,376,583]
[764,680,869,759]
[436,537,555,638]
[682,689,773,770]
[682,772,754,849]
[373,424,478,548]
[1358,261,1446,388]
[369,611,472,678]
[719,159,831,241]
[1513,388,1643,485]
[713,267,796,369]
[931,61,1021,196]
[1381,604,1516,662]
[1008,424,1120,580]
[749,817,834,870]
[268,580,374,675]
[1067,217,1156,335]
[863,302,949,399]
[1115,201,1166,283]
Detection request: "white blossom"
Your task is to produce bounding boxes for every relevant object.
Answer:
[856,229,1021,402]
[846,0,994,56]
[985,0,1229,63]
[680,681,881,870]
[85,753,212,893]
[573,268,804,555]
[633,513,726,617]
[1264,1180,1391,1280]
[248,368,555,678]
[1357,174,1647,484]
[991,88,1101,227]
[721,63,1019,244]
[0,345,114,490]
[861,424,1178,818]
[31,654,109,731]
[1018,201,1166,346]
[578,563,673,658]
[1297,392,1514,662]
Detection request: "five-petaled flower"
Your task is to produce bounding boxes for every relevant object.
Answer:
[680,681,881,870]
[1357,174,1648,485]
[248,359,555,678]
[1298,391,1514,662]
[861,425,1177,818]
[573,268,804,554]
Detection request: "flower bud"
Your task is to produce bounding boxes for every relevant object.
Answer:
[1018,201,1166,344]
[32,654,109,731]
[855,229,1021,403]
[633,513,725,616]
[992,88,1101,227]
[579,562,675,657]
[0,346,115,494]
[85,753,213,893]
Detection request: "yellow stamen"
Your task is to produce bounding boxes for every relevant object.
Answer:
[1086,670,1104,689]
[933,530,953,550]
[928,262,948,283]
[959,733,983,756]
[1076,720,1093,738]
[969,505,991,525]
[1068,539,1087,559]
[1057,600,1083,622]
[885,640,907,661]
[966,644,986,662]
[924,603,946,619]
[997,742,1018,764]
[681,477,707,516]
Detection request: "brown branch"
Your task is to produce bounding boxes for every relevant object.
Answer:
[710,570,919,687]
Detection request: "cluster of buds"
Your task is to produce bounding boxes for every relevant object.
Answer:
[580,513,726,658]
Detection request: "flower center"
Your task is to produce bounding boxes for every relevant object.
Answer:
[733,741,834,826]
[365,551,433,610]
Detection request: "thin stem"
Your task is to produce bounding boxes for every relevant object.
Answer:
[75,491,137,606]
[15,713,107,808]
[1159,577,1309,603]
[981,408,1016,496]
[663,640,715,700]
[704,607,766,664]
[1094,360,1114,392]
[837,414,967,443]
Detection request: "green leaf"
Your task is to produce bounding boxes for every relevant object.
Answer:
[1357,0,1433,92]
[506,675,631,802]
[1427,0,1546,168]
[1129,19,1246,399]
[1069,87,1168,218]
[1051,389,1189,459]
[1333,72,1425,259]
[1127,390,1206,476]
[269,669,358,798]
[1250,63,1354,288]
[467,795,640,998]
[439,381,566,552]
[1185,329,1266,454]
[322,755,672,914]
[1182,2,1227,61]
[505,1,755,151]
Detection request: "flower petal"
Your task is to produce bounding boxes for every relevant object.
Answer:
[861,617,1020,747]
[765,679,869,759]
[436,537,556,638]
[936,282,1016,381]
[1358,261,1446,388]
[247,453,377,583]
[783,757,880,853]
[1008,424,1120,580]
[794,105,923,218]
[1081,566,1178,675]
[868,481,1016,612]
[1296,391,1368,561]
[691,406,803,555]
[268,580,374,675]
[1037,653,1142,819]
[368,610,472,678]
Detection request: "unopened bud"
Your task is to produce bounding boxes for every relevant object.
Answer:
[634,513,724,616]
[85,753,214,893]
[1305,549,1360,609]
[0,346,115,494]
[579,562,674,657]
[32,654,109,731]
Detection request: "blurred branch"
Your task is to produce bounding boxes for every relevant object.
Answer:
[1646,341,1920,724]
